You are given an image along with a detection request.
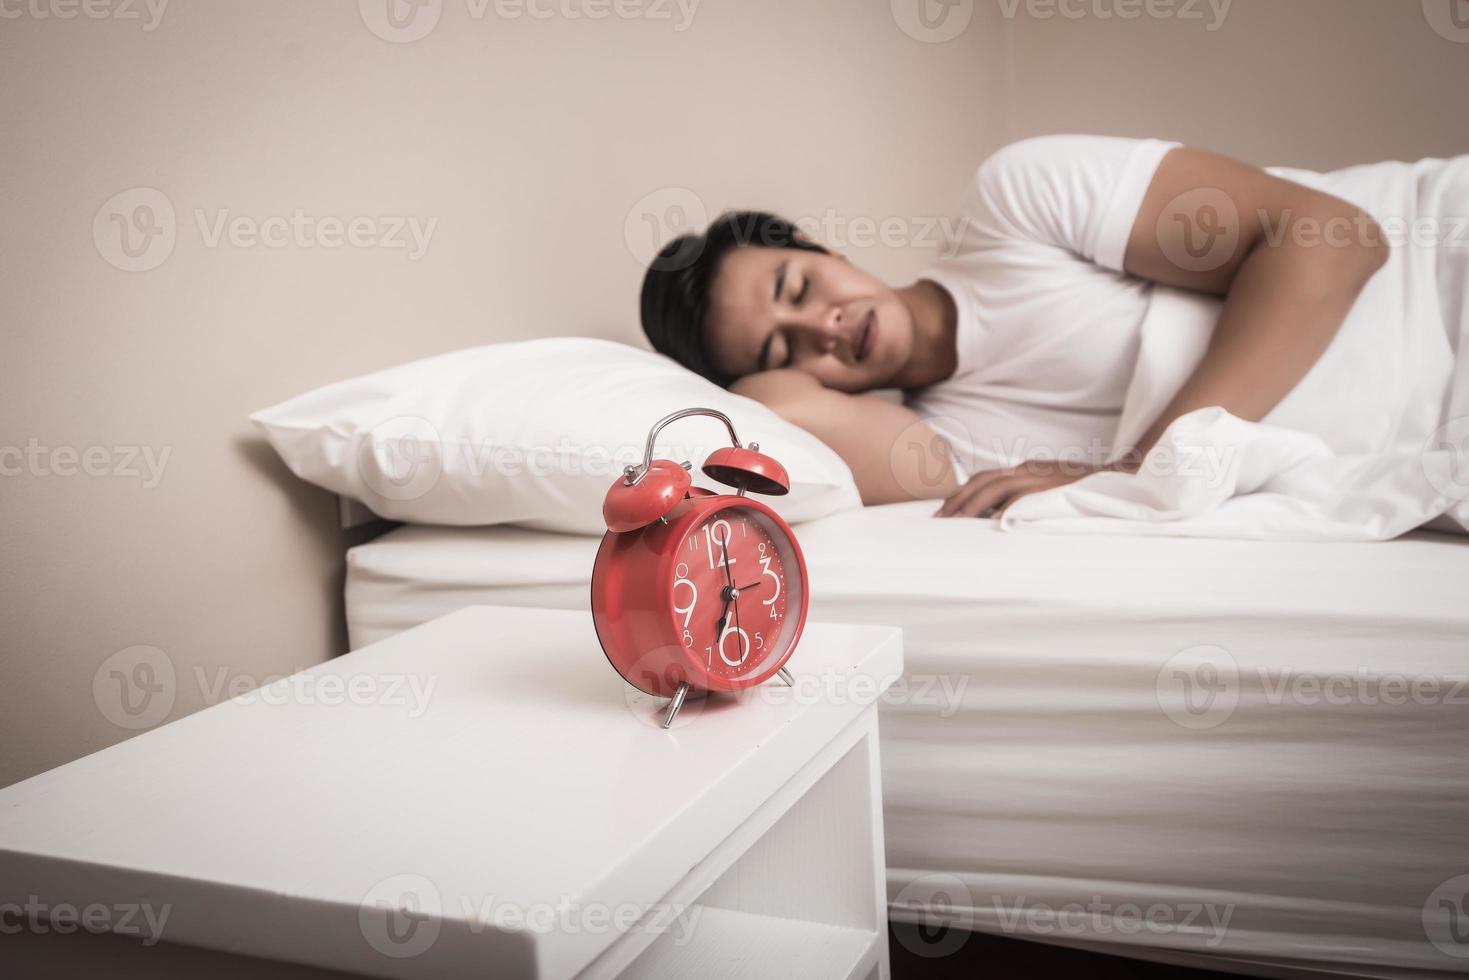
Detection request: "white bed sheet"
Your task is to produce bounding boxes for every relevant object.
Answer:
[345,501,1469,978]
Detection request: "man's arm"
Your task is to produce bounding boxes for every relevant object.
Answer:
[731,369,960,505]
[1117,146,1390,463]
[936,145,1389,518]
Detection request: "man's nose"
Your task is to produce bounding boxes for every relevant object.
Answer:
[814,307,844,352]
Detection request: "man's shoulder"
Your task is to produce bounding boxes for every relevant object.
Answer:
[972,134,1163,187]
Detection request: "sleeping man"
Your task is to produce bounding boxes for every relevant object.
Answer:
[638,136,1469,535]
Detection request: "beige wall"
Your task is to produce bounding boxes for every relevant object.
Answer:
[998,0,1469,169]
[0,0,1002,787]
[3,0,1466,789]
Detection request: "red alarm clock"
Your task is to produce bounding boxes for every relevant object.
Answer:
[591,407,809,728]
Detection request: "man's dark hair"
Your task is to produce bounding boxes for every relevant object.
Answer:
[639,210,829,387]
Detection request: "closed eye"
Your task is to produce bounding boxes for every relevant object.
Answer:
[758,271,810,371]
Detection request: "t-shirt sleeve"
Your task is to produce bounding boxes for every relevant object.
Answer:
[959,134,1180,273]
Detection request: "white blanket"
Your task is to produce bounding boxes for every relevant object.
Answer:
[1000,402,1469,540]
[1002,155,1469,540]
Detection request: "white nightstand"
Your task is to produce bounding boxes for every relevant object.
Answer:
[0,605,903,980]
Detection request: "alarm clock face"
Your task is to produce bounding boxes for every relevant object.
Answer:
[669,505,803,685]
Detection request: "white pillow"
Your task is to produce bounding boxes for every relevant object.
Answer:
[250,338,862,534]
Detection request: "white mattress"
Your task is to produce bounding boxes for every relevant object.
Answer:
[345,501,1469,978]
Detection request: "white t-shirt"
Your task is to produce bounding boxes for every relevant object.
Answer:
[905,135,1468,485]
[904,135,1179,480]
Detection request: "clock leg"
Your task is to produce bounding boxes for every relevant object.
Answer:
[778,667,794,686]
[662,682,691,729]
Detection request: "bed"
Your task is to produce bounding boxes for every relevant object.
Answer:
[345,500,1469,979]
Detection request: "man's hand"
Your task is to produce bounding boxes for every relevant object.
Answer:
[934,459,1116,518]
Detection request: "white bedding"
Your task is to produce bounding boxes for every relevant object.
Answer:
[345,501,1469,977]
[1000,155,1469,541]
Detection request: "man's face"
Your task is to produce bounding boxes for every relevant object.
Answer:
[702,246,915,393]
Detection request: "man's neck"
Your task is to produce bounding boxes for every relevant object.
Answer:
[891,278,959,391]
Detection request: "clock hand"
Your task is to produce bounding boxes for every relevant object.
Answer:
[719,584,765,633]
[731,576,745,660]
[717,528,736,589]
[714,526,739,632]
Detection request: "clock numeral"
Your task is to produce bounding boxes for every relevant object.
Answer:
[759,555,781,605]
[668,511,795,675]
[671,562,698,629]
[718,621,750,667]
[704,520,736,570]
